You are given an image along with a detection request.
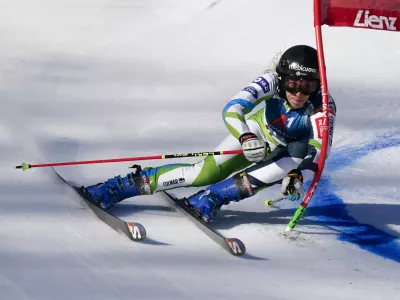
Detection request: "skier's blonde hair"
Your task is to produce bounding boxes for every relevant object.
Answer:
[264,49,284,73]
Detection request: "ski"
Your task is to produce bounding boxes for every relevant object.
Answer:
[163,192,246,257]
[53,169,146,242]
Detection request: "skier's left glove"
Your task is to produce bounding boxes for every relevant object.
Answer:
[281,169,304,201]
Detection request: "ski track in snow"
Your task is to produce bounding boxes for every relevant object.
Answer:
[309,131,400,263]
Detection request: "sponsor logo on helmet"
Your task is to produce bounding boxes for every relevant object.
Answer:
[354,10,397,31]
[296,71,307,77]
[242,86,258,98]
[289,63,317,74]
[252,76,270,93]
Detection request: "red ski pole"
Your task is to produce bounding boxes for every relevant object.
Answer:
[14,150,244,171]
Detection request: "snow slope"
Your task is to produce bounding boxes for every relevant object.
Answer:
[1,0,399,299]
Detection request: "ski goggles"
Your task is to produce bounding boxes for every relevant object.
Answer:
[283,77,319,96]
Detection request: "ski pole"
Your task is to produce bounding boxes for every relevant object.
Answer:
[264,196,285,207]
[14,150,244,171]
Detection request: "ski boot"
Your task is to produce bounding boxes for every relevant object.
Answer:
[185,172,254,223]
[83,165,152,209]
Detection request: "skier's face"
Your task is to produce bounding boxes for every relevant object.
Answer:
[283,77,319,95]
[283,77,317,109]
[285,90,310,109]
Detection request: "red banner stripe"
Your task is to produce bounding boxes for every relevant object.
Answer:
[321,0,400,10]
[319,0,400,32]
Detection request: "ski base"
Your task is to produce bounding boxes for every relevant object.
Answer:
[163,192,246,256]
[53,169,146,242]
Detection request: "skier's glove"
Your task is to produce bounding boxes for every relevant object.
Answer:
[239,132,267,163]
[281,169,304,201]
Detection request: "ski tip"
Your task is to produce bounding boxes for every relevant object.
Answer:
[225,238,246,256]
[127,222,147,241]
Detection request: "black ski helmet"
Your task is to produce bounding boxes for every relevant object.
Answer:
[276,45,320,99]
[276,45,319,81]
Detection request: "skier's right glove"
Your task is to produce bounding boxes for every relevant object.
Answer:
[281,169,304,201]
[239,132,268,163]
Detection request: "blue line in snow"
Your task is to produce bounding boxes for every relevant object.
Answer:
[306,131,400,263]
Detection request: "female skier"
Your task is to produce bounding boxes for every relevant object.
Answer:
[83,44,336,223]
